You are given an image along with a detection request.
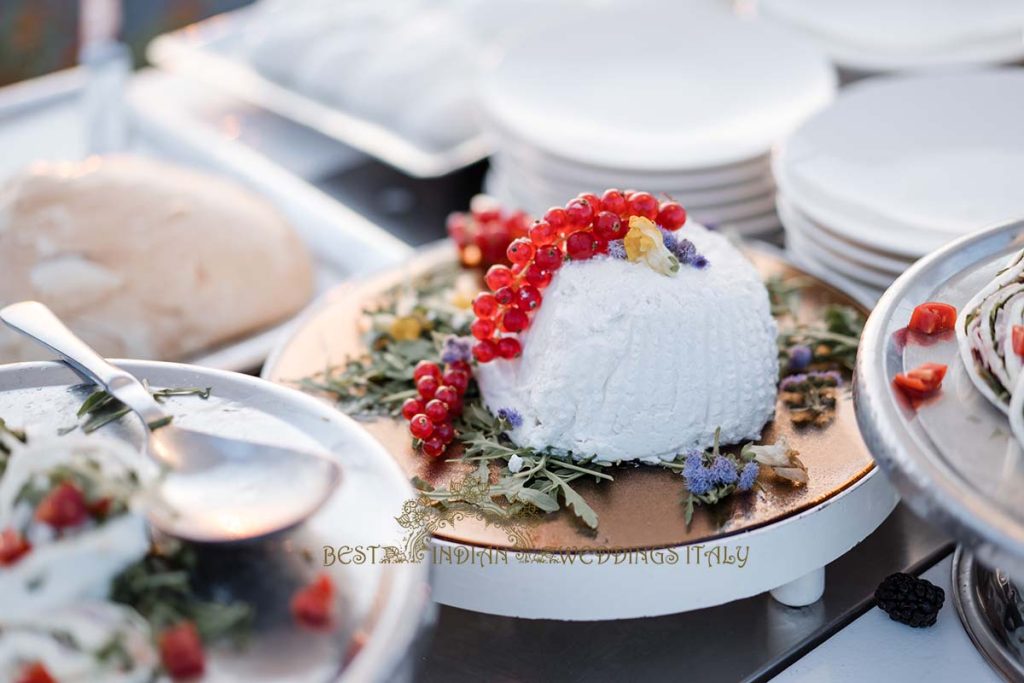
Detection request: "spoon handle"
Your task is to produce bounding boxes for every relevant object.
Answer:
[0,301,168,428]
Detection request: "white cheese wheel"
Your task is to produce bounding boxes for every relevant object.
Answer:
[476,225,778,463]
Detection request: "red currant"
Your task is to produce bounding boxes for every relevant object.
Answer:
[472,293,499,319]
[566,197,596,227]
[497,337,522,359]
[425,399,449,423]
[484,264,514,291]
[543,207,569,231]
[447,395,464,416]
[448,360,472,375]
[494,286,516,306]
[446,213,468,245]
[401,398,424,420]
[657,201,687,230]
[506,210,531,236]
[524,263,553,289]
[435,385,459,407]
[409,414,434,439]
[507,238,535,264]
[441,369,469,393]
[434,421,455,444]
[566,231,598,260]
[501,308,529,333]
[473,340,498,363]
[534,245,563,270]
[594,238,609,254]
[601,189,627,215]
[592,211,624,241]
[416,375,439,400]
[517,285,542,311]
[471,318,496,341]
[528,220,558,246]
[628,192,659,220]
[579,193,602,215]
[413,361,441,382]
[422,436,446,458]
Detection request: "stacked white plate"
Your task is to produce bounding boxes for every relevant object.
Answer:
[478,0,836,236]
[776,69,1024,300]
[758,0,1024,74]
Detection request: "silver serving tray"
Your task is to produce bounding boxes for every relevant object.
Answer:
[0,68,411,373]
[147,7,490,178]
[856,218,1024,578]
[0,360,433,682]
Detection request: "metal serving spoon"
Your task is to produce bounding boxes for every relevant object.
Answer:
[0,301,341,543]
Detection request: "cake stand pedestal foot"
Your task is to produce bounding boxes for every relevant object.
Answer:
[770,566,825,607]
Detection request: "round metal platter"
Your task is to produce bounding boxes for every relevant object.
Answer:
[856,218,1024,579]
[0,361,432,682]
[952,547,1024,681]
[262,242,896,619]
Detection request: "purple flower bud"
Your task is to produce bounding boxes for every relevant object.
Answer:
[788,345,813,371]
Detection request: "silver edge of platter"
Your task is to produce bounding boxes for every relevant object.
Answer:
[0,360,433,683]
[952,547,1024,681]
[855,217,1024,578]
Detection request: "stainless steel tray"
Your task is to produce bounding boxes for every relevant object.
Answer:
[147,7,490,178]
[856,218,1024,578]
[0,68,412,373]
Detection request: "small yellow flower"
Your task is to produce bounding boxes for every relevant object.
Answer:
[623,216,680,277]
[390,315,422,340]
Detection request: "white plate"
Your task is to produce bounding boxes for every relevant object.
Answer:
[759,0,1024,72]
[786,228,898,289]
[490,156,777,207]
[479,0,835,171]
[778,193,915,274]
[0,360,432,682]
[774,70,1024,255]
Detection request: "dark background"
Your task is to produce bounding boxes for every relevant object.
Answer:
[0,0,253,86]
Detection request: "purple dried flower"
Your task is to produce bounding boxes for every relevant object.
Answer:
[607,240,627,259]
[675,238,697,264]
[738,461,760,491]
[497,407,523,429]
[709,455,738,485]
[441,336,472,364]
[812,370,843,386]
[682,450,715,495]
[780,373,808,391]
[672,238,710,270]
[659,227,679,253]
[788,345,813,371]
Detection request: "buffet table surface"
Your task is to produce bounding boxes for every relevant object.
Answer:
[0,68,998,683]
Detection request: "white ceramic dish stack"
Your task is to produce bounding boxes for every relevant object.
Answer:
[776,69,1024,302]
[477,0,836,236]
[757,0,1024,74]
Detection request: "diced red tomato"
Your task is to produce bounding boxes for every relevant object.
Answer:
[15,662,56,683]
[894,362,948,399]
[88,496,112,521]
[291,573,336,629]
[34,481,88,529]
[158,621,205,680]
[1013,325,1024,357]
[908,302,957,335]
[0,527,30,566]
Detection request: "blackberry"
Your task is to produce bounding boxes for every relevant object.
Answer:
[874,572,945,627]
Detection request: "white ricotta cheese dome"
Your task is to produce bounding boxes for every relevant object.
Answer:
[476,224,778,464]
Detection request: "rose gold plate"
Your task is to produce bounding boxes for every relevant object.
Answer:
[263,243,874,552]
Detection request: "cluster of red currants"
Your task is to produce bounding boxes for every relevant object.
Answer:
[402,359,472,457]
[447,197,531,269]
[469,189,688,364]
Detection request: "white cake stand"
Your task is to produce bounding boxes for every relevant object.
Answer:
[430,469,895,620]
